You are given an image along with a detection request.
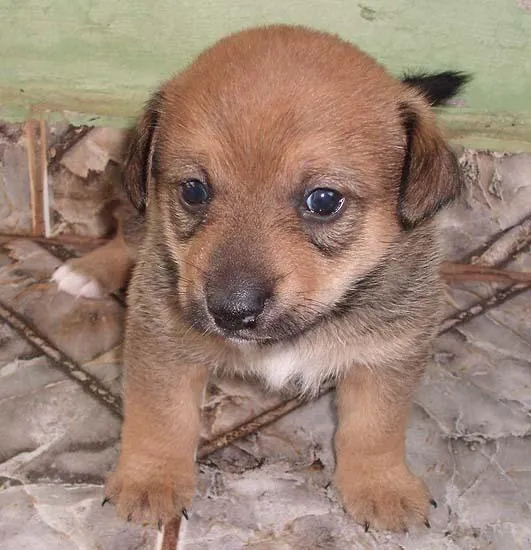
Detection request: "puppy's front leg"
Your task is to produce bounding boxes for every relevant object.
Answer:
[334,365,430,531]
[105,322,208,524]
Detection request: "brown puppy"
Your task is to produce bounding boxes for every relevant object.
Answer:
[53,25,466,531]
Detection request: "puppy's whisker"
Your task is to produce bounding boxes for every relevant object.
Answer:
[300,297,329,308]
[300,292,337,299]
[274,269,295,283]
[179,258,208,276]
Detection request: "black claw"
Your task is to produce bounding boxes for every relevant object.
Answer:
[425,519,431,529]
[430,498,438,509]
[363,521,370,533]
[101,497,110,507]
[403,527,409,534]
[182,508,189,520]
[157,519,163,531]
[127,513,132,522]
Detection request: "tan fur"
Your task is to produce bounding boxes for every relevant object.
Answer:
[105,321,209,522]
[334,366,430,531]
[65,233,132,293]
[55,25,462,531]
[52,200,142,297]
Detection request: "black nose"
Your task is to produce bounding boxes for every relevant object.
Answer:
[206,279,271,332]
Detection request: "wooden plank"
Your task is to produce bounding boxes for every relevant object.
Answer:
[1,0,530,151]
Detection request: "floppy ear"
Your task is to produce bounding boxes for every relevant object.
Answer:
[122,91,163,212]
[397,96,462,229]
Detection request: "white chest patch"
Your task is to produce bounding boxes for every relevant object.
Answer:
[256,347,305,389]
[234,341,346,395]
[229,325,417,395]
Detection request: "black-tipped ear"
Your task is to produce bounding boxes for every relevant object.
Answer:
[122,91,163,212]
[401,71,471,106]
[398,98,462,229]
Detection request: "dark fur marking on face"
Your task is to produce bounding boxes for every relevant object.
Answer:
[152,240,181,293]
[306,223,359,257]
[180,221,205,241]
[256,239,436,347]
[308,237,343,257]
[163,184,208,241]
[170,208,206,241]
[180,296,211,335]
[330,263,388,317]
[302,201,367,257]
[254,268,387,346]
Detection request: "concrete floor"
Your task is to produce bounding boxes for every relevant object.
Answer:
[0,141,530,549]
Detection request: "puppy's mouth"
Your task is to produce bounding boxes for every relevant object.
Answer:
[224,331,275,345]
[181,296,324,346]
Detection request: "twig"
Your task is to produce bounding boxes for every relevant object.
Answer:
[0,234,109,265]
[25,120,44,236]
[440,262,531,284]
[470,215,531,267]
[0,232,109,247]
[438,283,529,334]
[440,214,531,284]
[439,215,531,331]
[198,385,333,459]
[0,300,123,418]
[0,297,325,460]
[40,117,51,238]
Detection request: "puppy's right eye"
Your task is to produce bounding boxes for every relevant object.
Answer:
[180,179,210,207]
[304,188,345,218]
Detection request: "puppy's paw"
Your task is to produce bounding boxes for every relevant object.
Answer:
[334,464,431,532]
[52,262,105,299]
[104,466,195,525]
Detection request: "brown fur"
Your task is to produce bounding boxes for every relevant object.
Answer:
[57,25,462,531]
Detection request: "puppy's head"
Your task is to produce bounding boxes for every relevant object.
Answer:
[124,25,461,344]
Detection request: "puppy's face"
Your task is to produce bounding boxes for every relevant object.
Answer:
[125,26,460,344]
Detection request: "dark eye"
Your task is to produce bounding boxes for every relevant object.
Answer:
[305,188,345,217]
[180,179,210,206]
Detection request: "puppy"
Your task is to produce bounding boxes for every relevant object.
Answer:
[53,25,467,531]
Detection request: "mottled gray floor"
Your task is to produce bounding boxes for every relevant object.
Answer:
[0,144,530,550]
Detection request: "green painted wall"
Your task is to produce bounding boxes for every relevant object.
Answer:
[1,0,530,151]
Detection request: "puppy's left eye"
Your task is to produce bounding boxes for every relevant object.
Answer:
[305,188,345,217]
[180,179,210,207]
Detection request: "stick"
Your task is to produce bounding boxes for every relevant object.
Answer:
[438,283,529,334]
[40,116,52,238]
[471,215,531,267]
[25,120,42,236]
[440,262,531,284]
[0,301,123,418]
[0,233,109,247]
[198,386,333,459]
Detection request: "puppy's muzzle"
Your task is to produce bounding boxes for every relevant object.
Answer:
[206,277,272,332]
